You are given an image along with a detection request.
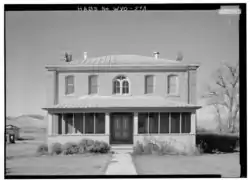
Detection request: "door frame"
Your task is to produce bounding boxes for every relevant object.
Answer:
[109,112,134,144]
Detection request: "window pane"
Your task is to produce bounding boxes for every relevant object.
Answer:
[138,113,148,134]
[74,113,83,134]
[67,85,74,94]
[122,81,129,94]
[113,80,120,94]
[65,76,74,95]
[181,113,191,133]
[168,76,177,94]
[171,113,180,133]
[149,113,159,133]
[90,76,97,86]
[67,76,74,84]
[85,113,94,134]
[90,85,98,94]
[145,76,154,94]
[65,114,73,134]
[160,113,169,133]
[89,76,98,94]
[146,76,153,86]
[146,86,153,94]
[95,113,105,134]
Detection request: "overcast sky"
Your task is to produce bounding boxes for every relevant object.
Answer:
[6,10,239,127]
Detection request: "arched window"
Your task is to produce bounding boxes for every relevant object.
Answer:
[113,75,130,95]
[167,75,179,94]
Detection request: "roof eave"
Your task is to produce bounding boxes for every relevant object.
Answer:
[45,64,200,71]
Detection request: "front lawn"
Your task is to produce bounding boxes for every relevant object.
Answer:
[132,153,240,177]
[6,154,111,175]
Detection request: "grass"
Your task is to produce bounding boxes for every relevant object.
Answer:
[6,154,112,175]
[132,153,240,177]
[6,129,112,175]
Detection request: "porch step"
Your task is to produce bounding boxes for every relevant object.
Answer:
[111,145,134,154]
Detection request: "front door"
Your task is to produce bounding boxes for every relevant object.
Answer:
[110,113,133,144]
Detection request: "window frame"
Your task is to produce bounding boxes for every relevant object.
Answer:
[166,74,179,96]
[112,75,131,95]
[65,75,75,95]
[88,75,99,95]
[145,75,155,94]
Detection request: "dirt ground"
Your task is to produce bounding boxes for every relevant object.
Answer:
[132,153,240,177]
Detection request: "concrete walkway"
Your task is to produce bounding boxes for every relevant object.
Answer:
[105,153,137,175]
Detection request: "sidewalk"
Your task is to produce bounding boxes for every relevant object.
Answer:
[105,153,137,175]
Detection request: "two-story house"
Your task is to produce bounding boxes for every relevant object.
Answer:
[43,52,201,151]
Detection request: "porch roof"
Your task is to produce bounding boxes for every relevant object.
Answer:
[44,96,201,109]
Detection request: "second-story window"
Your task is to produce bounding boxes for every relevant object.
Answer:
[89,75,98,94]
[145,75,154,94]
[65,75,74,95]
[167,75,179,95]
[113,75,130,95]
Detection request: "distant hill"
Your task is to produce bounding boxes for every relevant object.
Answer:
[6,114,47,129]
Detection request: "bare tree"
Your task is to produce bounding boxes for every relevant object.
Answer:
[202,62,239,133]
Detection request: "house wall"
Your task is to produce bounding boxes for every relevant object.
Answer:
[134,134,196,152]
[55,71,191,105]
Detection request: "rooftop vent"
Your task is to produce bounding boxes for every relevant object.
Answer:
[83,52,87,60]
[153,52,160,59]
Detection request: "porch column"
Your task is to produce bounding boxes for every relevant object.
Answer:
[191,112,196,134]
[134,112,138,135]
[62,114,65,135]
[105,113,110,135]
[48,113,53,136]
[52,114,58,135]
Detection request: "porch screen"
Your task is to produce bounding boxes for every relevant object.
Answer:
[95,113,105,134]
[149,113,158,133]
[65,114,73,134]
[138,113,148,134]
[85,113,94,133]
[74,113,84,133]
[181,113,191,133]
[170,113,180,133]
[160,113,169,133]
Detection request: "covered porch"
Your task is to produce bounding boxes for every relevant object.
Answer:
[46,108,198,146]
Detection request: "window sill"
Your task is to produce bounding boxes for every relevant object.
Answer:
[136,133,194,135]
[49,134,107,136]
[112,94,132,97]
[64,94,76,97]
[166,93,180,97]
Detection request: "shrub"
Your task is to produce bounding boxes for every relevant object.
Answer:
[133,141,144,155]
[62,142,80,155]
[36,143,48,155]
[78,138,90,153]
[87,140,110,153]
[196,133,239,153]
[51,142,63,155]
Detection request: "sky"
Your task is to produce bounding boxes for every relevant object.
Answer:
[6,10,239,127]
